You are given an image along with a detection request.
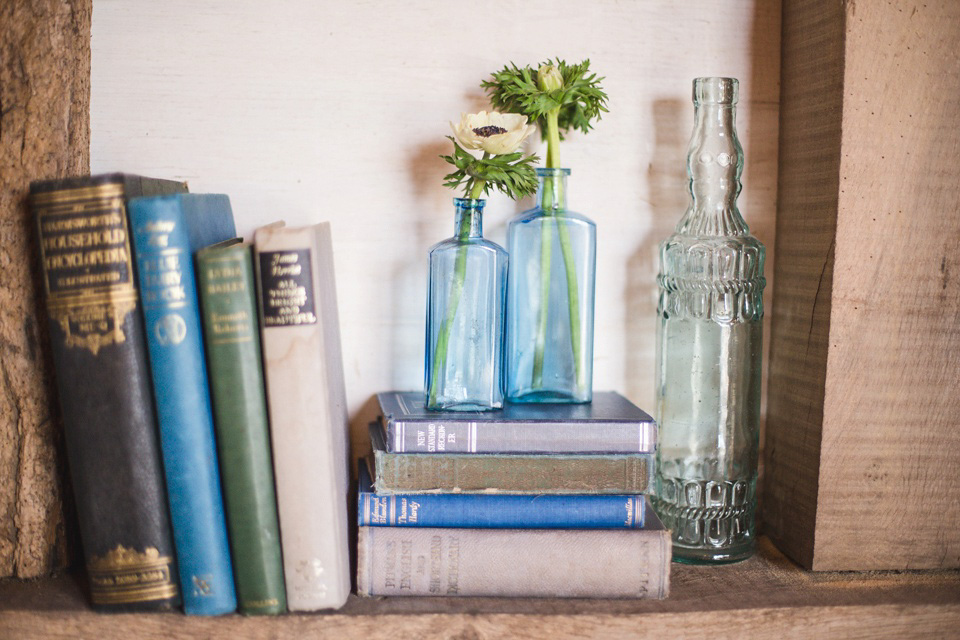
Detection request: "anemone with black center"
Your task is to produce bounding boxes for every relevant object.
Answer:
[472,125,508,137]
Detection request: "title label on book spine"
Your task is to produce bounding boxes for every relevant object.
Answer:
[202,252,254,345]
[33,184,138,355]
[258,250,317,327]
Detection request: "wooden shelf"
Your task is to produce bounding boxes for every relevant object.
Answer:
[2,537,958,639]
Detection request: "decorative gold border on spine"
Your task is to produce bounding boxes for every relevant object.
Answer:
[34,182,140,356]
[87,545,178,605]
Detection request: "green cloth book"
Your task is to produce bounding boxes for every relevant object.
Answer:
[368,422,654,495]
[197,239,286,615]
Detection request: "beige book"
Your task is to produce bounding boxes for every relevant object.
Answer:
[255,222,350,611]
[357,517,671,598]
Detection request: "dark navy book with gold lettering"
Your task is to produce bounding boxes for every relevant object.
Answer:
[30,174,185,612]
[129,193,237,615]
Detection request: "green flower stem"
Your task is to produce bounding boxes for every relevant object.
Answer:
[428,179,486,406]
[532,110,583,392]
[532,213,553,387]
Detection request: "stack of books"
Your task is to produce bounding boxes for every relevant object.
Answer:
[357,392,670,598]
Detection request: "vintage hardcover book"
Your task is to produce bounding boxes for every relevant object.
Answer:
[379,391,656,454]
[358,461,644,529]
[128,194,237,615]
[197,239,287,615]
[255,222,351,611]
[30,173,186,611]
[357,501,670,598]
[369,423,654,495]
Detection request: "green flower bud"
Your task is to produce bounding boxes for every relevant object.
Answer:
[537,64,563,92]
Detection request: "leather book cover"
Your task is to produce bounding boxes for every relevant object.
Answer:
[197,239,287,615]
[378,390,657,454]
[369,422,653,495]
[255,222,351,611]
[128,194,237,615]
[357,501,671,598]
[30,173,185,611]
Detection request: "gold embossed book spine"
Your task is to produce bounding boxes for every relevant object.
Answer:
[30,174,185,611]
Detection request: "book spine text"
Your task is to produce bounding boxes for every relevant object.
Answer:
[31,177,180,611]
[357,527,670,598]
[130,196,236,615]
[198,244,286,615]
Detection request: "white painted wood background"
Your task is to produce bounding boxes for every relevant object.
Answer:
[91,0,780,443]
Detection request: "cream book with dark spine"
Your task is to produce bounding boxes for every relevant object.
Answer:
[254,222,350,611]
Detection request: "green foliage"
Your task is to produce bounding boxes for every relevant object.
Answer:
[481,58,609,141]
[441,138,540,200]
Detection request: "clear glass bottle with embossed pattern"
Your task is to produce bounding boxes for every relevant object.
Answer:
[652,77,765,564]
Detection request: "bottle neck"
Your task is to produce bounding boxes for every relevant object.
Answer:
[535,169,569,212]
[678,98,748,236]
[453,198,484,239]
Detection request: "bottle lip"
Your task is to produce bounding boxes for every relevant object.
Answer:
[453,197,486,208]
[536,167,571,177]
[693,77,739,105]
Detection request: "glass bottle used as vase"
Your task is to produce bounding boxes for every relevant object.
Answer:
[652,77,766,564]
[425,198,508,411]
[506,168,596,403]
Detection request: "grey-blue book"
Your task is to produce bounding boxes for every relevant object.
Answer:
[377,391,656,454]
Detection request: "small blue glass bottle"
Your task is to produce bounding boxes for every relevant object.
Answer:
[505,168,596,403]
[425,198,508,411]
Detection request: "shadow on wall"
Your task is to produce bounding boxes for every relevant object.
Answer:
[388,139,452,395]
[624,98,688,412]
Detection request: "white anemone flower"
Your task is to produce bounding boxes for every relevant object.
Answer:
[450,111,535,156]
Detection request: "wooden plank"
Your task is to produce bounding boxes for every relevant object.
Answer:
[817,0,960,570]
[0,0,91,578]
[2,538,959,639]
[763,0,846,572]
[765,0,960,570]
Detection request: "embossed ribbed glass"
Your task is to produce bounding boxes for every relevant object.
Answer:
[652,78,766,563]
[425,198,508,411]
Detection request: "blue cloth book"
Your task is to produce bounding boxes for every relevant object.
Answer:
[358,461,645,529]
[377,391,657,454]
[129,194,237,615]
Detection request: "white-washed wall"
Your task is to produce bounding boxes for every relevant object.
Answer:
[91,0,780,444]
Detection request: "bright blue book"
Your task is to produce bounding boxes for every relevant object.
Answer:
[357,461,645,529]
[129,194,237,615]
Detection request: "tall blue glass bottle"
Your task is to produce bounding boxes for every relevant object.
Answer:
[425,198,507,411]
[506,168,596,403]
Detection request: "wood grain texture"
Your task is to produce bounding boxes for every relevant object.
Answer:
[0,0,90,578]
[818,0,960,570]
[2,538,959,639]
[765,0,960,570]
[88,1,781,456]
[763,0,845,572]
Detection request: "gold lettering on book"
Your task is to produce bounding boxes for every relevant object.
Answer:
[244,598,280,608]
[210,310,251,338]
[86,545,177,605]
[34,185,139,355]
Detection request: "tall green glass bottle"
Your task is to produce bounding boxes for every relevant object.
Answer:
[652,77,766,564]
